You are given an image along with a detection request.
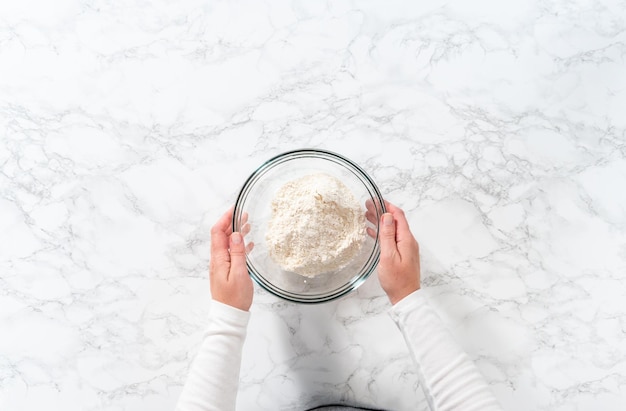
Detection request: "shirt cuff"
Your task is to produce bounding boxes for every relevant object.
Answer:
[210,300,251,328]
[389,289,426,321]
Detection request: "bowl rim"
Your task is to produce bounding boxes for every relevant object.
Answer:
[232,148,386,303]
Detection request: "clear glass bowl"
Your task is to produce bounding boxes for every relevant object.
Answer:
[233,149,386,303]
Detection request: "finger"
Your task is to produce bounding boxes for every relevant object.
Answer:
[385,204,417,258]
[366,198,388,227]
[212,207,234,233]
[211,209,234,267]
[379,213,399,262]
[366,198,385,218]
[241,223,251,237]
[384,200,413,241]
[246,241,255,254]
[228,232,248,281]
[366,227,376,239]
[229,209,249,236]
[365,210,377,225]
[225,206,236,236]
[384,200,403,214]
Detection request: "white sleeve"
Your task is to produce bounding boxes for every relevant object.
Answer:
[176,300,250,411]
[389,290,502,411]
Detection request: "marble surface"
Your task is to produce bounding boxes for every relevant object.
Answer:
[1,0,626,410]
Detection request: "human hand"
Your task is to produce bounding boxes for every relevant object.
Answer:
[366,200,421,305]
[209,207,254,311]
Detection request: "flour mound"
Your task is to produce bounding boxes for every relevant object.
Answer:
[266,173,366,277]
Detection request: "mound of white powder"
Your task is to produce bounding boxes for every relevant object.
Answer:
[266,173,366,277]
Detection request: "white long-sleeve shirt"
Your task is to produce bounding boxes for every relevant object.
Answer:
[176,290,502,411]
[389,291,502,411]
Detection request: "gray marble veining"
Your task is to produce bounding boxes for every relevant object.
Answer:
[1,0,626,410]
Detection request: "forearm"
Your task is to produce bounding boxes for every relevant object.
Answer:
[176,301,250,411]
[390,291,502,411]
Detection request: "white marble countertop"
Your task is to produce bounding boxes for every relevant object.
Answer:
[2,1,626,410]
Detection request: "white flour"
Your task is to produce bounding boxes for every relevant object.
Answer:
[266,173,366,277]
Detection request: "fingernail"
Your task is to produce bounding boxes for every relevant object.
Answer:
[383,214,393,226]
[232,232,242,244]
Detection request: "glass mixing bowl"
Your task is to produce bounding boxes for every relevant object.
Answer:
[232,149,386,303]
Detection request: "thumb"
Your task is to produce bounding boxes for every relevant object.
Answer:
[229,232,248,278]
[379,213,398,261]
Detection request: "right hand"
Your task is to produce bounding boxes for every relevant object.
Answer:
[367,200,421,305]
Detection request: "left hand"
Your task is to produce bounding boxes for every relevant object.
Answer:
[209,207,254,311]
